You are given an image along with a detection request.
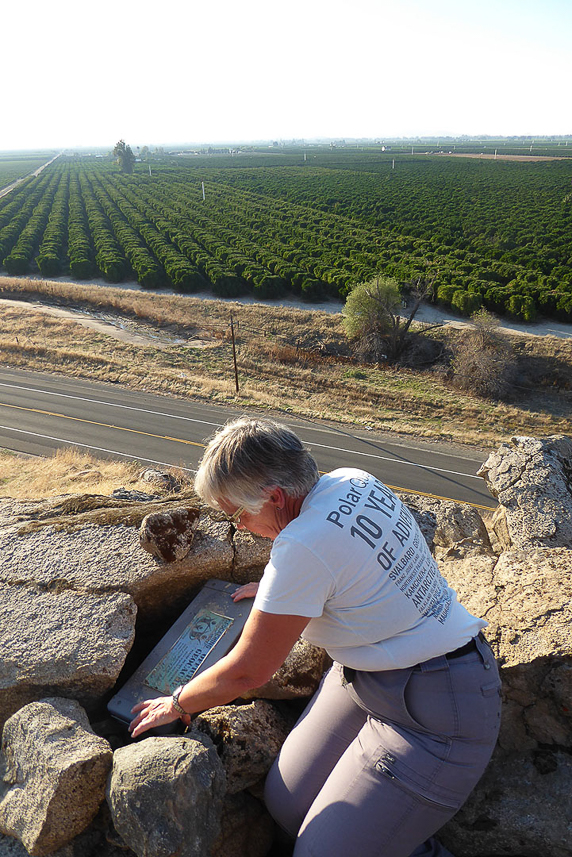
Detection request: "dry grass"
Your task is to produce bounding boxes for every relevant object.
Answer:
[0,447,178,500]
[0,277,571,449]
[0,276,347,351]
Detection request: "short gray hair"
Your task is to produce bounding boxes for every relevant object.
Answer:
[194,417,320,512]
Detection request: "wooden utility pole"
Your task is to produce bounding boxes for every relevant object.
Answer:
[230,313,239,394]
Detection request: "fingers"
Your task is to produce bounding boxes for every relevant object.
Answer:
[128,697,179,738]
[232,582,259,601]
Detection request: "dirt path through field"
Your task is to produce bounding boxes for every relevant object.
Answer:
[0,297,217,349]
[437,153,571,162]
[0,154,61,199]
[1,276,572,345]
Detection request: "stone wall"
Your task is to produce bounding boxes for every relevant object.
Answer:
[0,434,570,857]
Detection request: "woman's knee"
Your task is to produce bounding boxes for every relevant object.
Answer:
[264,756,305,837]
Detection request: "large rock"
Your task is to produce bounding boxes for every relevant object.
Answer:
[477,434,572,549]
[107,735,225,857]
[211,792,274,857]
[0,500,269,626]
[232,530,271,579]
[192,700,291,794]
[441,547,572,751]
[440,747,572,857]
[139,507,200,562]
[241,639,330,701]
[0,585,136,728]
[399,494,492,557]
[0,699,112,856]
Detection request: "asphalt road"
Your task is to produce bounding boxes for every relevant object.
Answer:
[0,367,495,509]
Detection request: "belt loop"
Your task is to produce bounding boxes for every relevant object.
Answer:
[341,665,356,686]
[475,632,493,670]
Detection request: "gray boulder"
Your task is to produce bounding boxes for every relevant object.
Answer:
[0,585,136,728]
[192,700,291,794]
[232,529,271,580]
[0,699,112,856]
[441,747,572,857]
[211,792,274,857]
[477,434,572,549]
[0,499,269,627]
[139,469,181,493]
[399,494,492,557]
[107,735,225,857]
[441,546,572,751]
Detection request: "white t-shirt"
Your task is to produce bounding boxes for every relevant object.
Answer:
[254,468,485,670]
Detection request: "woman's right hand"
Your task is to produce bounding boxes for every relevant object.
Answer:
[232,582,259,601]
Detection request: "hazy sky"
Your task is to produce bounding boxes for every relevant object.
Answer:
[2,0,569,151]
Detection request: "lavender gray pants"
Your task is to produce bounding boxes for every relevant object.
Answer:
[264,635,501,857]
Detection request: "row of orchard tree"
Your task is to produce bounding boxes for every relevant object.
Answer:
[203,157,572,321]
[0,156,571,321]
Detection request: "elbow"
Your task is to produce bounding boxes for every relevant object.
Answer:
[225,658,277,694]
[246,667,276,692]
[236,665,276,693]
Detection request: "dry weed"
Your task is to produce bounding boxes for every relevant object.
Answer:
[0,279,570,449]
[0,447,186,500]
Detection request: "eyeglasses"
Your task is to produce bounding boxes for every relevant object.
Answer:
[228,505,246,524]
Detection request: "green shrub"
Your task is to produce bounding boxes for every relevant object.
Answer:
[451,289,482,316]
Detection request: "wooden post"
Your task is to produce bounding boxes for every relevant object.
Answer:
[230,313,239,394]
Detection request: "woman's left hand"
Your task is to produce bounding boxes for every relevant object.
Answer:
[232,582,259,601]
[129,696,191,738]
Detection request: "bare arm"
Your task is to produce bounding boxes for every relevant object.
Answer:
[129,608,310,738]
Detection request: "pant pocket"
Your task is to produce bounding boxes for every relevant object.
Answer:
[374,746,460,811]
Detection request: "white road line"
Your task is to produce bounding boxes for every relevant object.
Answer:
[0,381,221,428]
[0,424,196,472]
[304,439,483,480]
[0,380,485,477]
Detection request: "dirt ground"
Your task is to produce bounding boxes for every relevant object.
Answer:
[1,282,571,349]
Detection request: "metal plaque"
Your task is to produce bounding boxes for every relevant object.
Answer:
[107,579,253,728]
[145,609,234,694]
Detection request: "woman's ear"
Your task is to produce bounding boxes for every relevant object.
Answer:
[267,486,286,509]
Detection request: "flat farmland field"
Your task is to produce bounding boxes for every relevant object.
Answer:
[0,153,54,190]
[0,146,571,321]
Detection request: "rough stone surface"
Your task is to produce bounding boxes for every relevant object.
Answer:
[488,503,512,553]
[192,700,291,794]
[396,494,438,548]
[477,434,572,549]
[0,506,235,626]
[0,586,136,728]
[139,507,200,563]
[107,735,225,857]
[111,489,158,502]
[241,639,330,701]
[139,469,181,493]
[440,747,572,857]
[399,494,492,558]
[211,791,275,857]
[432,503,492,555]
[0,699,112,856]
[0,804,137,857]
[441,547,572,751]
[232,530,271,578]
